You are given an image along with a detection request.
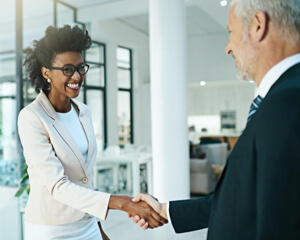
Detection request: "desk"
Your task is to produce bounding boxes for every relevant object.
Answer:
[94,153,152,197]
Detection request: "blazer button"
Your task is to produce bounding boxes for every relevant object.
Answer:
[82,177,89,184]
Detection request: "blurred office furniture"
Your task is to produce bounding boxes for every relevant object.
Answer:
[200,135,239,151]
[94,145,152,196]
[190,143,228,194]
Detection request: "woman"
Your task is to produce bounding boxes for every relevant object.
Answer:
[18,25,166,240]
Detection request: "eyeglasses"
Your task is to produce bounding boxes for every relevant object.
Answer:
[46,63,90,76]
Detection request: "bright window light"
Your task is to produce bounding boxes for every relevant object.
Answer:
[220,0,228,7]
[200,81,206,86]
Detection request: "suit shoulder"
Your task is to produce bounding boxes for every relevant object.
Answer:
[18,99,42,119]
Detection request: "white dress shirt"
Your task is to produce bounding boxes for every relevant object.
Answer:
[257,53,300,98]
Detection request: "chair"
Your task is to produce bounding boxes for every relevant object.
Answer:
[190,143,228,194]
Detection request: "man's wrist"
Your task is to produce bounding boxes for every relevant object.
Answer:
[161,203,168,220]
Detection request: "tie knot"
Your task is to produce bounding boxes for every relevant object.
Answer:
[247,95,263,123]
[253,95,263,105]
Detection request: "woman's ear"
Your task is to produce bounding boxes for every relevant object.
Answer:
[41,66,49,80]
[250,10,268,42]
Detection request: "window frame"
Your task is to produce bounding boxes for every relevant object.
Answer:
[117,46,134,145]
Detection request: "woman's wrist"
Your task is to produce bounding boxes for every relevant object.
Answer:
[108,195,132,212]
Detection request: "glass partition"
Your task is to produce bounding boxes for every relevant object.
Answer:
[86,90,105,153]
[117,46,133,146]
[0,0,18,187]
[0,0,108,187]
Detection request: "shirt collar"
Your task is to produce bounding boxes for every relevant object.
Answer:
[257,53,300,98]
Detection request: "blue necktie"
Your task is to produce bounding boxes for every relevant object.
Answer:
[247,95,263,123]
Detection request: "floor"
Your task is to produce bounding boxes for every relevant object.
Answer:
[101,210,208,240]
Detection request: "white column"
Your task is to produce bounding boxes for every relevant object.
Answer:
[149,0,189,201]
[105,42,119,145]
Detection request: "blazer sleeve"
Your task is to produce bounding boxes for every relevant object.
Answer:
[169,194,213,233]
[18,108,111,220]
[255,92,300,239]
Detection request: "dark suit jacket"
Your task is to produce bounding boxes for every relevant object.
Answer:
[170,63,300,240]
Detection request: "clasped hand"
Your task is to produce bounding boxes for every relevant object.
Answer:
[127,193,168,229]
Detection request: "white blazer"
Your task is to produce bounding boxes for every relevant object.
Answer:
[18,91,110,225]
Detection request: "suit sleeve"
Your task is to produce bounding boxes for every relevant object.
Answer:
[255,92,300,239]
[169,194,213,233]
[18,108,111,220]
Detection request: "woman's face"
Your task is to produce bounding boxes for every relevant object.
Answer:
[46,51,85,100]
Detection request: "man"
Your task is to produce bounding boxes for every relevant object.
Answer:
[131,0,300,239]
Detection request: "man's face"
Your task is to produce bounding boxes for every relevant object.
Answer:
[225,4,257,81]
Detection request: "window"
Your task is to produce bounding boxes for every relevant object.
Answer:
[85,42,107,152]
[117,47,133,147]
[54,1,107,151]
[0,0,19,187]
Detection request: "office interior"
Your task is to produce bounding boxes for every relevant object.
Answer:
[0,0,257,239]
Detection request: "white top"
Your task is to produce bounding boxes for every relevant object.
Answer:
[24,105,100,240]
[25,214,102,240]
[257,53,300,98]
[57,104,88,161]
[167,53,300,231]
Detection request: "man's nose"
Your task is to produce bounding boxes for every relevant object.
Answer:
[225,40,232,55]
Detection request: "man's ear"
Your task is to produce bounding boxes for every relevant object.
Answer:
[41,66,49,80]
[251,10,268,42]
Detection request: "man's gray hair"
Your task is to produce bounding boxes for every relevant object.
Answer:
[231,0,300,43]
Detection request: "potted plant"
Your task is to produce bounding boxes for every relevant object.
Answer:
[15,164,30,197]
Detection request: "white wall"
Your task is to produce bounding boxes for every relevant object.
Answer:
[187,33,236,83]
[188,82,256,132]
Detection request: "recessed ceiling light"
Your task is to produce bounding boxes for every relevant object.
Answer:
[220,0,228,7]
[200,81,206,86]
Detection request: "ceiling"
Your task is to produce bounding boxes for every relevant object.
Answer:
[62,0,127,8]
[1,0,230,36]
[118,4,227,37]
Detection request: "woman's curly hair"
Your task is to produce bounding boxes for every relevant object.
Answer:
[23,25,92,94]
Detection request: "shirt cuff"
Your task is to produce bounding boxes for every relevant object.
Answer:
[166,201,176,233]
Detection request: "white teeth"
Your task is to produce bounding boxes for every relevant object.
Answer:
[67,83,79,89]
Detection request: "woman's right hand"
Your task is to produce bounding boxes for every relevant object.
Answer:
[108,195,167,228]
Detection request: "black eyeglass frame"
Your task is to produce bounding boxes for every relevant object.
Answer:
[46,63,90,76]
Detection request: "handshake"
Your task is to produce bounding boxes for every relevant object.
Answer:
[126,193,168,229]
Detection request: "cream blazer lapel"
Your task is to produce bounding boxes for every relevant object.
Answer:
[73,99,96,171]
[36,92,88,175]
[72,100,97,172]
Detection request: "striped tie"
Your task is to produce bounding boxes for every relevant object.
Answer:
[247,95,263,123]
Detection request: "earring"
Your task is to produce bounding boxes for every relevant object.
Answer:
[47,79,51,83]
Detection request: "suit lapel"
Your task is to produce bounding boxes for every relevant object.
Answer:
[37,92,87,172]
[78,113,95,166]
[52,118,86,167]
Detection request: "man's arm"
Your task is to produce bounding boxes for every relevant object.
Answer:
[169,195,213,233]
[130,193,213,233]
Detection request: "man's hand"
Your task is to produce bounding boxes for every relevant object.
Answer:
[109,195,167,229]
[128,193,168,229]
[123,196,167,229]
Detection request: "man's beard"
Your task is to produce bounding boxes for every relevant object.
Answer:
[237,55,256,81]
[236,33,257,81]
